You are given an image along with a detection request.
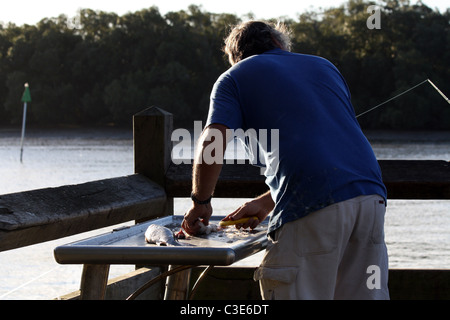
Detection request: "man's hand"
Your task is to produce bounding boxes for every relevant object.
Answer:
[182,203,213,235]
[222,191,275,229]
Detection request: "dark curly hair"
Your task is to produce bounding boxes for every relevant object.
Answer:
[223,20,291,65]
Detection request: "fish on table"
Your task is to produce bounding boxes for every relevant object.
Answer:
[144,220,222,244]
[144,224,181,246]
[176,220,221,239]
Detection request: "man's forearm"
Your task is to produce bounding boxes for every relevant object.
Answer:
[255,190,275,211]
[191,124,229,200]
[192,162,223,201]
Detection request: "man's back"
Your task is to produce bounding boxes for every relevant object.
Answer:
[208,48,387,233]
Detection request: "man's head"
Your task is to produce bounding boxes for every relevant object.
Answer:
[223,20,291,66]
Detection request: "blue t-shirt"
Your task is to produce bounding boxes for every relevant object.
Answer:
[206,48,387,234]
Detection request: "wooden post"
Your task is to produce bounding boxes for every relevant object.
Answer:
[133,106,173,185]
[133,106,174,220]
[80,264,110,300]
[164,265,192,300]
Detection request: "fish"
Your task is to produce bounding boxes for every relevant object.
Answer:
[197,221,219,235]
[144,224,180,246]
[178,219,220,237]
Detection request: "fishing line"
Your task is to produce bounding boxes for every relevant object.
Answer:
[0,265,61,299]
[427,79,450,104]
[356,79,449,118]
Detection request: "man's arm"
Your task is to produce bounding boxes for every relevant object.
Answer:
[191,123,229,201]
[181,123,229,235]
[223,190,275,229]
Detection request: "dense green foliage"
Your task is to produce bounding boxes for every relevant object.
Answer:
[0,0,448,129]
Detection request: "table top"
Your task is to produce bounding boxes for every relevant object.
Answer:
[54,215,268,266]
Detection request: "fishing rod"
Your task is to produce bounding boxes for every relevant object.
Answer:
[356,79,450,118]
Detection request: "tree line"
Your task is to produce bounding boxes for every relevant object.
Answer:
[0,0,448,129]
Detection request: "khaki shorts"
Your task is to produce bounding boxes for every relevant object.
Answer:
[254,195,390,300]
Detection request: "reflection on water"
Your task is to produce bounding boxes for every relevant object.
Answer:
[0,128,449,299]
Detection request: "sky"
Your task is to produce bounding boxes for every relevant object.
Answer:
[0,0,448,26]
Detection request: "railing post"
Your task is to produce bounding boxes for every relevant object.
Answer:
[133,106,174,220]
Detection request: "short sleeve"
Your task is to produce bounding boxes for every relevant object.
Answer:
[206,72,243,130]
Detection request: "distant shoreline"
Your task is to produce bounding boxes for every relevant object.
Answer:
[363,130,450,143]
[0,126,133,141]
[1,126,450,143]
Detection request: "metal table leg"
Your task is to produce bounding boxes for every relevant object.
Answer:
[164,265,192,300]
[126,265,214,300]
[80,264,110,300]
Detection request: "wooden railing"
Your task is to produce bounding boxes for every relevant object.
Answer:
[0,106,449,299]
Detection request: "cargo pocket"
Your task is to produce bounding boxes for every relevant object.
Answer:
[371,199,386,244]
[294,205,338,257]
[253,266,298,300]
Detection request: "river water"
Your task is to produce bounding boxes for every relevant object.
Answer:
[0,128,449,300]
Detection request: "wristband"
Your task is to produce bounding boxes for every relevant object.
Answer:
[190,192,212,205]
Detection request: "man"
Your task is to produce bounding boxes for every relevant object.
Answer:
[182,21,389,300]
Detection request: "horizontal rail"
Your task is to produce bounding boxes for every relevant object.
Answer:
[166,160,450,199]
[1,160,448,253]
[57,266,450,300]
[187,267,450,300]
[0,174,167,252]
